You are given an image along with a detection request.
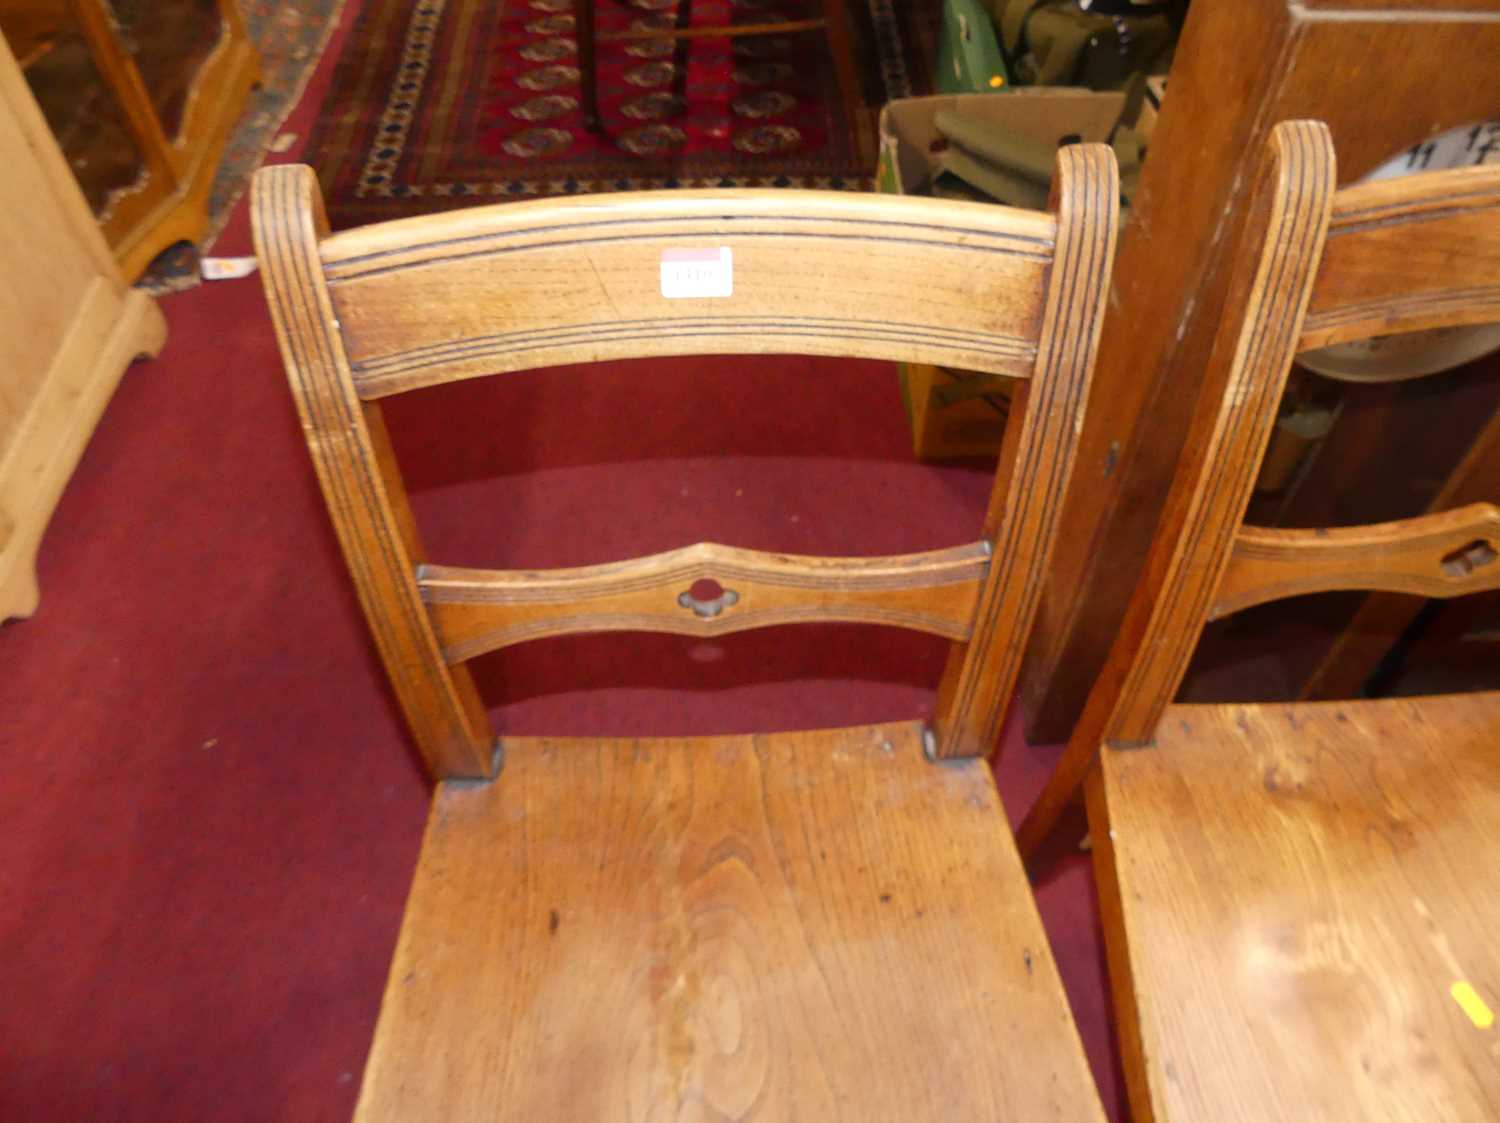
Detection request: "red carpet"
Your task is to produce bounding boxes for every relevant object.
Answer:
[0,4,1123,1120]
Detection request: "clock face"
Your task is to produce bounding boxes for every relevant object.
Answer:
[1297,120,1500,384]
[1366,120,1500,180]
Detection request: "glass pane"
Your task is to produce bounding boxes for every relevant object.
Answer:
[2,1,147,215]
[106,0,224,141]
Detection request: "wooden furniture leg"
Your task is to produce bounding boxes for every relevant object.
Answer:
[824,0,865,157]
[576,0,600,133]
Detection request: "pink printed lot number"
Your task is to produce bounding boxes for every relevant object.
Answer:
[659,247,733,298]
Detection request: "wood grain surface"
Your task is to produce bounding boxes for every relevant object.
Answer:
[46,0,260,278]
[257,149,1115,1119]
[1016,138,1500,1123]
[354,722,1106,1123]
[258,148,1121,768]
[0,32,167,620]
[1303,405,1500,698]
[1096,693,1500,1123]
[1103,120,1336,743]
[1021,134,1500,859]
[420,540,990,661]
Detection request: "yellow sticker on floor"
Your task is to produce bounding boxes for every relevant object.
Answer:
[1451,981,1494,1029]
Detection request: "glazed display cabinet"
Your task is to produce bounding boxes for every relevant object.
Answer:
[0,0,259,279]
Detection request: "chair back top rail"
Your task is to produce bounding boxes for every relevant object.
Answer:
[1301,165,1500,351]
[315,190,1061,397]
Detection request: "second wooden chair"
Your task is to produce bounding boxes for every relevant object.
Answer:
[1021,120,1500,1122]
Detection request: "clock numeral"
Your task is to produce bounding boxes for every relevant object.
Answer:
[1406,141,1437,170]
[1466,122,1500,150]
[1472,122,1500,166]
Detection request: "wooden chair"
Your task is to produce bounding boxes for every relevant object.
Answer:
[251,147,1119,1121]
[1019,119,1500,1122]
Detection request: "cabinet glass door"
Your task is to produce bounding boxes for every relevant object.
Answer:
[106,0,224,142]
[1,0,147,215]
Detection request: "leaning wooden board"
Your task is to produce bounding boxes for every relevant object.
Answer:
[0,32,165,621]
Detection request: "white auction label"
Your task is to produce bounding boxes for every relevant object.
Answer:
[200,256,259,280]
[660,247,733,298]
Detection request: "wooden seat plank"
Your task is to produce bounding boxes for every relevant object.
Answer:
[355,721,1105,1123]
[1093,693,1500,1123]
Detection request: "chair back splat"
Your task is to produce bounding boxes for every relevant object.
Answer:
[254,155,1119,780]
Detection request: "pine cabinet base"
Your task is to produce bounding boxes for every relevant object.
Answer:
[0,289,165,621]
[1,31,167,623]
[1,0,261,281]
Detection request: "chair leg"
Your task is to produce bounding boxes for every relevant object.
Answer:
[1016,722,1097,866]
[823,0,865,153]
[576,0,602,133]
[670,0,693,125]
[1022,784,1090,877]
[1084,759,1158,1123]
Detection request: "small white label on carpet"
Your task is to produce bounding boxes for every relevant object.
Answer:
[201,257,259,281]
[660,247,732,298]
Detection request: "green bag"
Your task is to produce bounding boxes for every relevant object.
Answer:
[993,0,1179,90]
[928,108,1145,210]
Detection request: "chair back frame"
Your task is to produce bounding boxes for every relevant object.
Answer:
[253,155,1119,779]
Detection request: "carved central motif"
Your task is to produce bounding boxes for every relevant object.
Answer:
[1442,538,1498,578]
[418,539,993,660]
[677,578,740,619]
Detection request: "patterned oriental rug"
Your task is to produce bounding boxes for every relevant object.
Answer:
[303,0,940,228]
